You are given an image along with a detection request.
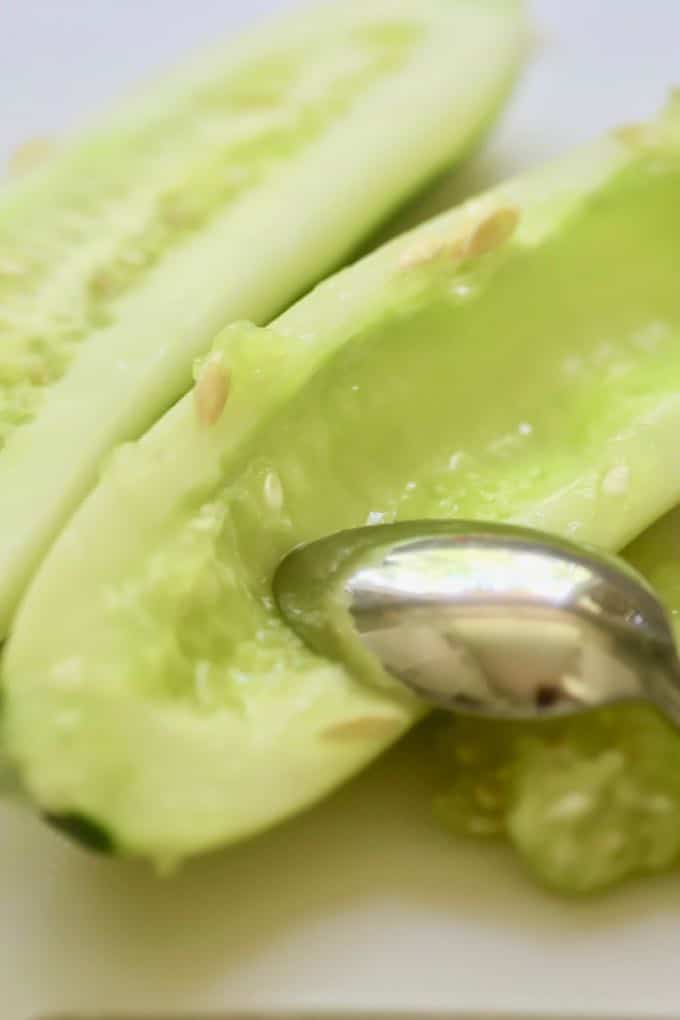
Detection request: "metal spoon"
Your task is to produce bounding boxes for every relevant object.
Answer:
[274,520,680,725]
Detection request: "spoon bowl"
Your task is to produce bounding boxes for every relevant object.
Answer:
[274,520,680,724]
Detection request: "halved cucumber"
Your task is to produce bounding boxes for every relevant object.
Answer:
[0,0,526,637]
[5,99,680,870]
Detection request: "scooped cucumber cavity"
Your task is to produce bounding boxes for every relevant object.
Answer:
[95,164,680,709]
[6,132,680,880]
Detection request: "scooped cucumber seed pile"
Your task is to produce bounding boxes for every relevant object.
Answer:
[434,503,680,894]
[3,1,680,894]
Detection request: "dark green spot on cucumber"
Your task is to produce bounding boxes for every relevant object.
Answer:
[46,813,115,854]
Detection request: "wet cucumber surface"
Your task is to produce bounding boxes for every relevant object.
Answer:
[5,102,680,883]
[0,0,525,637]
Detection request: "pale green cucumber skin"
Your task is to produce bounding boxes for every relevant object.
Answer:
[5,101,680,868]
[0,0,526,639]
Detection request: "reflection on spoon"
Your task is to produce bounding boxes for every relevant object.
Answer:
[274,520,680,726]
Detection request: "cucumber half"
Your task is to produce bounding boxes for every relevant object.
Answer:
[5,99,680,872]
[0,0,526,638]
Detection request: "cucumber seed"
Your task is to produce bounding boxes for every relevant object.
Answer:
[195,358,230,426]
[8,137,54,177]
[399,236,463,269]
[0,257,25,278]
[462,205,520,259]
[322,715,404,741]
[602,464,630,496]
[264,470,284,511]
[612,123,649,148]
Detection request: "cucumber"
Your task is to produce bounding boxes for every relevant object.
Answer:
[0,0,526,639]
[5,98,680,871]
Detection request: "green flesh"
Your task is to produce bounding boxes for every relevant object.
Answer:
[0,0,525,638]
[5,102,680,873]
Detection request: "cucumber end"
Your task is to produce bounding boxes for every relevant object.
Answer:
[46,812,116,855]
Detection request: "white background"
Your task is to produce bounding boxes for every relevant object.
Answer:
[1,2,680,1018]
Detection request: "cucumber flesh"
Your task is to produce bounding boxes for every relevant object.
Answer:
[0,0,526,638]
[5,100,680,871]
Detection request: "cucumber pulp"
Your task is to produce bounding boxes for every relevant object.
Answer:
[0,0,526,637]
[5,102,680,871]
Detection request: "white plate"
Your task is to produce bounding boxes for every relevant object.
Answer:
[2,1,680,1017]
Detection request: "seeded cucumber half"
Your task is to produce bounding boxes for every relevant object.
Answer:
[5,100,680,869]
[0,0,526,639]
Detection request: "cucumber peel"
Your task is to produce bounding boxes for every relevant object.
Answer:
[5,97,680,871]
[0,0,526,638]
